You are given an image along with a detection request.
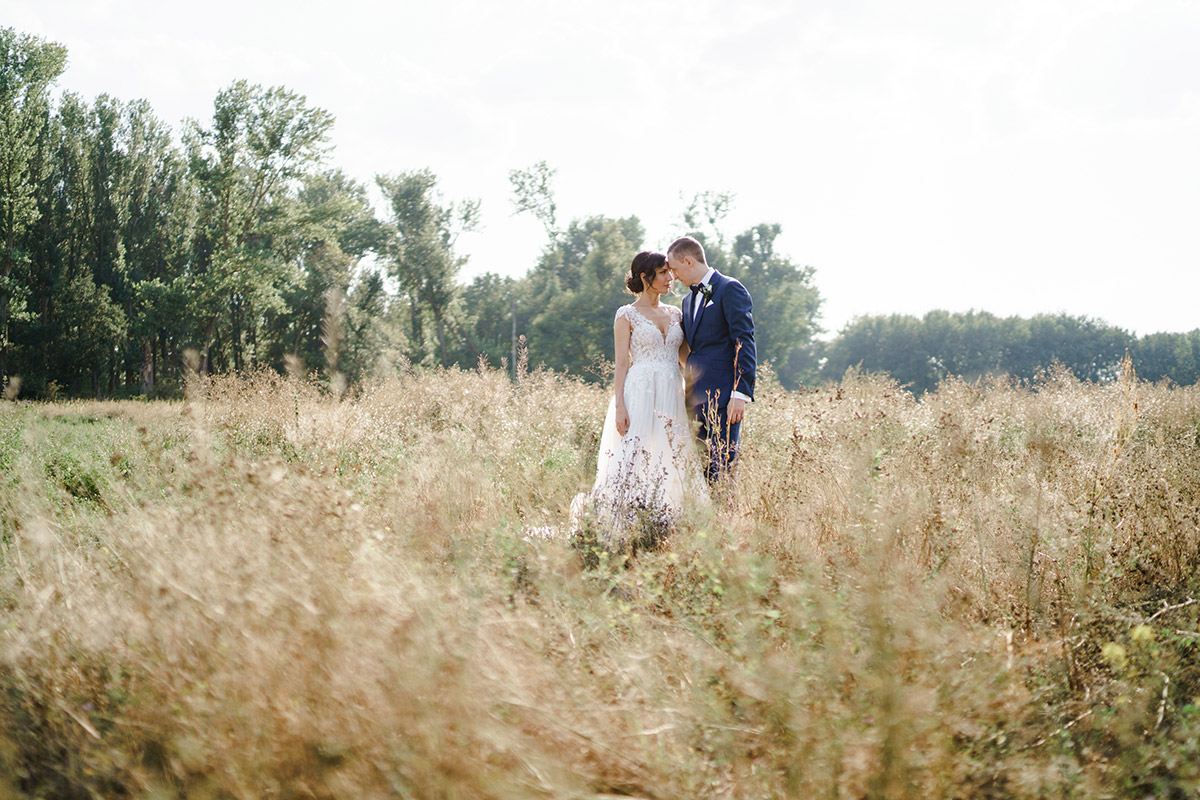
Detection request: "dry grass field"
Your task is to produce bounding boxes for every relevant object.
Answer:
[2,361,1199,798]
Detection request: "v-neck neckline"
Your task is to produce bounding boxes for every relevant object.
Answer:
[631,305,671,343]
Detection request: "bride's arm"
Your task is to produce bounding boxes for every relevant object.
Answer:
[677,307,690,371]
[613,314,632,436]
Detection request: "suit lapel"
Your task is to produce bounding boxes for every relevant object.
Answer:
[682,290,694,344]
[693,272,720,334]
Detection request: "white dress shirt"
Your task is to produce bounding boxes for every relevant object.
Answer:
[690,267,716,320]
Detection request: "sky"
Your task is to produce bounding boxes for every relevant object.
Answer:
[8,0,1200,338]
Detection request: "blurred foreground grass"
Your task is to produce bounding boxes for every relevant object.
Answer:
[2,362,1199,798]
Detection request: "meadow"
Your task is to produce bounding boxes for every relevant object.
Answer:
[2,360,1199,799]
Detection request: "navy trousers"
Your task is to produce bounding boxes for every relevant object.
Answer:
[692,401,741,487]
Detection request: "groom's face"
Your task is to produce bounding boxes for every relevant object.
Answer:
[668,252,699,285]
[667,252,683,282]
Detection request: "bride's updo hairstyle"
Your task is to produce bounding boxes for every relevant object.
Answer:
[626,250,667,294]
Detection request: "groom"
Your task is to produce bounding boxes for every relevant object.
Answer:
[667,236,756,487]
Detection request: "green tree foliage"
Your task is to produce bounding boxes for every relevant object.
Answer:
[1016,314,1132,383]
[460,272,528,372]
[263,169,392,382]
[0,30,404,399]
[16,93,196,396]
[479,182,825,384]
[822,314,938,392]
[504,172,659,379]
[919,309,1012,385]
[18,92,89,395]
[679,190,734,273]
[677,192,824,388]
[822,311,1136,393]
[5,27,1196,399]
[727,224,823,388]
[1129,330,1200,385]
[0,31,397,398]
[186,80,334,374]
[116,98,198,393]
[508,160,558,241]
[525,215,645,379]
[475,171,647,380]
[54,271,128,396]
[0,27,67,388]
[376,169,479,367]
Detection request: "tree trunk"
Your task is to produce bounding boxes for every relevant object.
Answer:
[140,338,154,395]
[435,313,448,367]
[232,294,243,372]
[0,234,12,389]
[0,287,9,390]
[247,299,257,369]
[156,331,164,388]
[40,292,50,381]
[408,298,422,354]
[449,314,482,362]
[126,299,136,390]
[201,318,217,376]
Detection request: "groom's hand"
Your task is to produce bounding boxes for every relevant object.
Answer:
[728,397,747,425]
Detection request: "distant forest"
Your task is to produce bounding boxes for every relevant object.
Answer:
[2,28,1195,399]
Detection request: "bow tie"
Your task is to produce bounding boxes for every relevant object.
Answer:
[690,283,712,303]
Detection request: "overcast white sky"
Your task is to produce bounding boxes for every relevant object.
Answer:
[9,0,1200,337]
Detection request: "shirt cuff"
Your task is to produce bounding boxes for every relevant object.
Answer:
[732,390,751,403]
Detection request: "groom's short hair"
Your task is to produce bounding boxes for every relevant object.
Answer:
[668,236,706,265]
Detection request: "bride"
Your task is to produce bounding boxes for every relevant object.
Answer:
[572,251,707,546]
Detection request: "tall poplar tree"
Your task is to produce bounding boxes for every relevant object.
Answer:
[118,99,198,394]
[186,80,333,373]
[0,27,67,390]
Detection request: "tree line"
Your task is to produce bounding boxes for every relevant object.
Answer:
[0,28,823,399]
[2,28,1193,400]
[821,311,1200,394]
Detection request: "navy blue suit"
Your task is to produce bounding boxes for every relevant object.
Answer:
[682,271,756,485]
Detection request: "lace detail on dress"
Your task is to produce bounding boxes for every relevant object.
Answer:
[617,304,683,370]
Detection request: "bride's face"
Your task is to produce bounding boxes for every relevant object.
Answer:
[648,264,673,295]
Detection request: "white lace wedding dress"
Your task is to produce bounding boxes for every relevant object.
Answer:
[572,303,708,543]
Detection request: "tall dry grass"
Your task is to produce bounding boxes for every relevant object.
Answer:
[2,360,1199,798]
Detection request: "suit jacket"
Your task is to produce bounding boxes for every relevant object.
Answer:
[682,270,756,409]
